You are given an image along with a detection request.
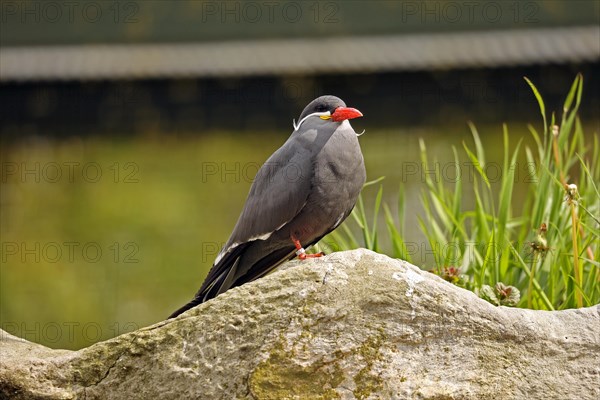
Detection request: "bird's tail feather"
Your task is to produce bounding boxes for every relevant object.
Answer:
[168,297,204,319]
[168,239,323,319]
[168,260,234,319]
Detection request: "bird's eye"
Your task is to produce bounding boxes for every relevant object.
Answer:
[316,105,327,112]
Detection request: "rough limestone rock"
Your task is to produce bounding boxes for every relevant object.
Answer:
[1,249,599,399]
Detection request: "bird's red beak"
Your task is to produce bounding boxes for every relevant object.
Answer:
[331,107,363,122]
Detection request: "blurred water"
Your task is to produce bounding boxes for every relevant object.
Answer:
[0,122,588,348]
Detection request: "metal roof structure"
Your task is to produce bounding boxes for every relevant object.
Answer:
[1,26,598,82]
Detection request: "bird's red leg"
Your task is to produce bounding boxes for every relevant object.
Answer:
[291,235,324,260]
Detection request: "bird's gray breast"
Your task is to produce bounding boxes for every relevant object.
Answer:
[301,121,366,233]
[316,132,364,188]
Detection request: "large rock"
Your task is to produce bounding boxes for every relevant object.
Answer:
[1,249,598,399]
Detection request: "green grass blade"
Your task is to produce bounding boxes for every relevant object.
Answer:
[562,73,580,114]
[524,76,547,133]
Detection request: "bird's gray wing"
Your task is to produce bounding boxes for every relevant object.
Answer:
[197,133,315,294]
[227,139,313,248]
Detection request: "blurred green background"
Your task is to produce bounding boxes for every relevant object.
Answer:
[1,1,599,349]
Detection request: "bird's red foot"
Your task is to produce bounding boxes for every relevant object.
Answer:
[292,236,324,260]
[298,251,325,260]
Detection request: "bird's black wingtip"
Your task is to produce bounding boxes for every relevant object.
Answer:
[168,297,203,319]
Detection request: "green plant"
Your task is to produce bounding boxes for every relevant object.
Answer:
[321,74,599,310]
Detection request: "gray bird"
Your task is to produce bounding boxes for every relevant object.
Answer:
[169,95,366,318]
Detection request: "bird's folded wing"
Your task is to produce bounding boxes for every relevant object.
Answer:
[198,139,314,293]
[228,145,313,246]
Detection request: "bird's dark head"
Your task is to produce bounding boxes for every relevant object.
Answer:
[294,95,363,131]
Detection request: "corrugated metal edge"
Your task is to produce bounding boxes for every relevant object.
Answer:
[1,26,599,82]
